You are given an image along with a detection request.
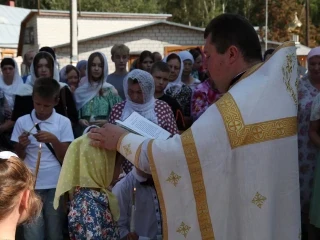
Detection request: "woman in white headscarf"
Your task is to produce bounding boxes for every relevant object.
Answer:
[11,52,78,126]
[74,52,121,132]
[0,58,23,150]
[164,53,193,126]
[0,58,23,110]
[109,69,178,174]
[179,50,201,88]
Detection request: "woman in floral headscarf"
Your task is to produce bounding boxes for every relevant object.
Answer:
[109,69,178,174]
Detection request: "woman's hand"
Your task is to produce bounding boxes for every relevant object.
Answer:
[79,119,89,127]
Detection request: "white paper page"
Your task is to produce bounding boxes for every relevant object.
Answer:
[115,112,170,140]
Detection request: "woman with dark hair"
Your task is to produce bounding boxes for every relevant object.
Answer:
[11,52,78,127]
[74,52,121,132]
[138,50,154,73]
[0,151,42,240]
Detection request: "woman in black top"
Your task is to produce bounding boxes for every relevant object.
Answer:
[11,51,78,126]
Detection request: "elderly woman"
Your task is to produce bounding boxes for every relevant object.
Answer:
[109,69,178,174]
[0,151,42,240]
[307,46,320,239]
[298,46,320,238]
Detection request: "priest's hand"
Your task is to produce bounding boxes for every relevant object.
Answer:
[88,123,128,150]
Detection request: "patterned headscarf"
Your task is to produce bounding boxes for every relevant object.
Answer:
[54,134,120,221]
[121,69,157,123]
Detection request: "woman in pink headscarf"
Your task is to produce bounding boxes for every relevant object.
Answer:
[298,46,320,238]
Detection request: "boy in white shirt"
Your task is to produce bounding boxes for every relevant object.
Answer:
[11,77,74,240]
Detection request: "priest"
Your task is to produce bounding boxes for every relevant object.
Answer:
[88,13,301,240]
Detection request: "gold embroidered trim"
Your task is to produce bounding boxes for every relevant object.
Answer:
[176,222,191,238]
[123,144,132,157]
[252,192,267,209]
[116,132,130,152]
[147,140,168,240]
[181,129,215,240]
[282,50,298,106]
[166,171,181,187]
[216,93,297,149]
[134,144,142,167]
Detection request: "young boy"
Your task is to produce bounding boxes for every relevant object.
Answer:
[11,77,74,240]
[113,167,162,240]
[107,43,130,100]
[151,61,185,130]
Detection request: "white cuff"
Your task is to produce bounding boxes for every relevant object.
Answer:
[117,133,148,166]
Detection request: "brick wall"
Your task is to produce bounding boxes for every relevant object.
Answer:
[55,23,204,72]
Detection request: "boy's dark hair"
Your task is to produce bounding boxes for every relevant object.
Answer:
[139,51,154,64]
[32,78,60,101]
[189,48,201,61]
[151,61,170,75]
[204,14,262,63]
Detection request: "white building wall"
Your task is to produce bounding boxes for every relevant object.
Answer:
[55,24,204,73]
[36,16,157,50]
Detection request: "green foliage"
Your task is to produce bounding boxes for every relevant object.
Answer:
[1,0,319,46]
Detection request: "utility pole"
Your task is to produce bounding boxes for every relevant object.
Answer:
[305,0,310,47]
[265,0,268,51]
[70,0,78,65]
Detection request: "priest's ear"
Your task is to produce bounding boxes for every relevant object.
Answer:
[226,45,241,65]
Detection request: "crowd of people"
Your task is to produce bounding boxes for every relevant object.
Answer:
[0,12,320,240]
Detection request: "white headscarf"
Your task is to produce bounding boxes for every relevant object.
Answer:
[179,50,195,64]
[121,69,158,124]
[15,52,65,96]
[164,53,184,95]
[74,52,116,110]
[0,58,23,110]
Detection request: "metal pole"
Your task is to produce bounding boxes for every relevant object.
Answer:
[70,0,78,65]
[306,0,310,46]
[265,0,268,51]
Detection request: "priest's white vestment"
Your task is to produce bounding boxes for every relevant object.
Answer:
[117,42,301,240]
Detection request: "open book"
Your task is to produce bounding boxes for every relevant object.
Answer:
[115,112,171,140]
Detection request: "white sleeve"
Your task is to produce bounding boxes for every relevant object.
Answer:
[138,140,152,174]
[311,93,320,121]
[10,118,23,143]
[59,117,74,142]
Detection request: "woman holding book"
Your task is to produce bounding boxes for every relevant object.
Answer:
[109,69,178,174]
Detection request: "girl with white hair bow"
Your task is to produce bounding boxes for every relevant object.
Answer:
[108,69,178,174]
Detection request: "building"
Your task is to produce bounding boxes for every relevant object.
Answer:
[17,9,206,71]
[0,3,30,61]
